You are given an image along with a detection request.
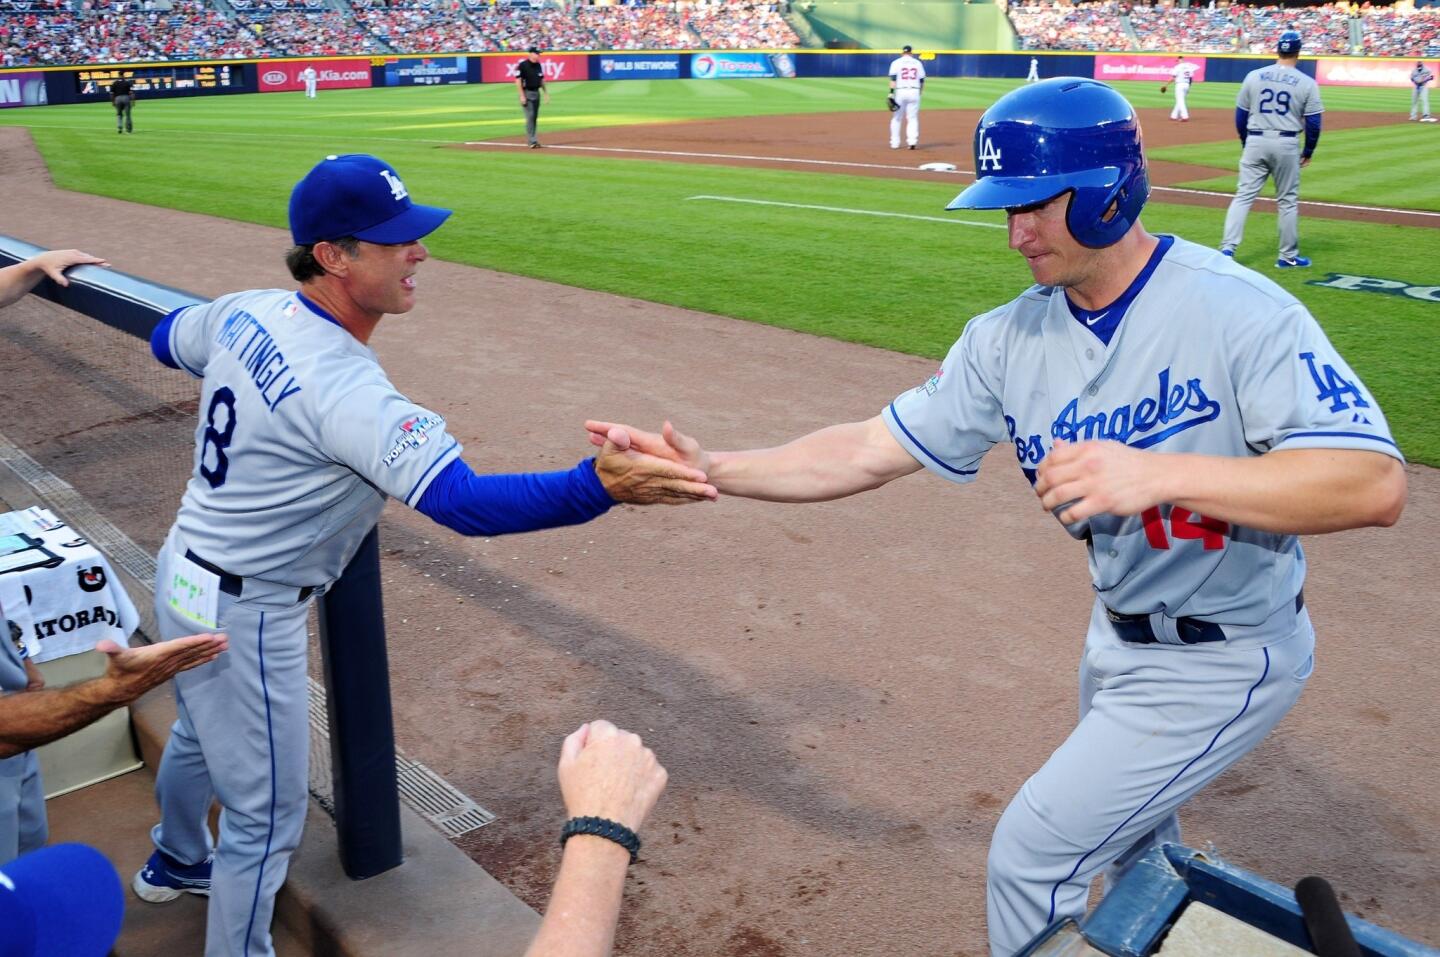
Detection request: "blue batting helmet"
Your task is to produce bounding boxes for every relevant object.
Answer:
[1277,30,1302,55]
[947,78,1149,249]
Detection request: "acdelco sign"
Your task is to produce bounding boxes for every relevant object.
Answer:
[259,59,373,92]
[480,54,588,84]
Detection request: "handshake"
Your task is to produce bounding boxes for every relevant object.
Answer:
[586,420,717,506]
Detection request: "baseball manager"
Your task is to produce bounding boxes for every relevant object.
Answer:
[134,153,716,956]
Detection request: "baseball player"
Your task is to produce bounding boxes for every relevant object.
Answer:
[132,154,715,957]
[887,44,926,150]
[109,76,134,133]
[300,64,317,99]
[587,79,1406,955]
[1221,31,1323,268]
[1410,61,1435,122]
[1160,55,1197,121]
[1026,56,1040,84]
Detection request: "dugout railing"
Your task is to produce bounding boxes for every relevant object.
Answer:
[0,234,403,881]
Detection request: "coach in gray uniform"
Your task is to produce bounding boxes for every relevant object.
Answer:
[1411,61,1436,122]
[1220,30,1323,269]
[134,154,715,956]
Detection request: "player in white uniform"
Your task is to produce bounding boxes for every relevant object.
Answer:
[1221,31,1324,268]
[584,79,1406,954]
[1026,56,1040,83]
[888,44,926,150]
[300,64,317,99]
[1162,55,1197,121]
[132,154,716,957]
[1410,61,1436,121]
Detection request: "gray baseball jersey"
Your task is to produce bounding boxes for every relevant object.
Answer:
[1237,63,1322,133]
[162,289,462,586]
[882,237,1399,631]
[1412,65,1435,87]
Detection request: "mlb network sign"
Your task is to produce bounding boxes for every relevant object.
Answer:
[1308,273,1440,304]
[259,59,371,92]
[597,55,680,80]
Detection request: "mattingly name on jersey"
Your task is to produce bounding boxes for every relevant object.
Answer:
[214,309,303,412]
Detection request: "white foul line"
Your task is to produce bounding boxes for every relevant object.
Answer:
[684,194,1006,229]
[465,140,1440,221]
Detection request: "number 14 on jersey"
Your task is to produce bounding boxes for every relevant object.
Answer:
[1142,506,1228,550]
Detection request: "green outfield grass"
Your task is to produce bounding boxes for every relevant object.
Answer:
[0,77,1435,462]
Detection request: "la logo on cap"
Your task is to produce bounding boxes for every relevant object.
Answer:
[379,170,408,201]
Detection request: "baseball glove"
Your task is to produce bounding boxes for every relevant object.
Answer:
[887,94,899,113]
[1159,85,1168,94]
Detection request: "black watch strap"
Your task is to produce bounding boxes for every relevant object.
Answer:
[560,816,641,864]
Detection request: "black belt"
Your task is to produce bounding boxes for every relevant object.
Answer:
[1106,591,1303,645]
[1247,129,1299,137]
[185,549,314,603]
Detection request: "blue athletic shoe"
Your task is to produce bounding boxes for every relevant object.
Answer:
[1275,256,1311,268]
[132,849,212,902]
[1220,248,1235,258]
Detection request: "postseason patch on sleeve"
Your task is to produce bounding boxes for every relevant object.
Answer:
[382,413,445,468]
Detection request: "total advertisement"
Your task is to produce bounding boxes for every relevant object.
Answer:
[0,71,48,109]
[1316,57,1438,88]
[383,56,468,87]
[596,54,680,81]
[690,52,777,80]
[1094,55,1207,84]
[480,53,589,84]
[259,59,372,93]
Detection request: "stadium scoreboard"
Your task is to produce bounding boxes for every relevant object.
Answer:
[76,65,239,97]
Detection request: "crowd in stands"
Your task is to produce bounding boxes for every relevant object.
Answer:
[1009,0,1436,58]
[0,0,1433,69]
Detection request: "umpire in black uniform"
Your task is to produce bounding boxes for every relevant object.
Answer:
[515,47,550,148]
[110,77,135,134]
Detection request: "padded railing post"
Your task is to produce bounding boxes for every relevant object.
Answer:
[316,524,403,879]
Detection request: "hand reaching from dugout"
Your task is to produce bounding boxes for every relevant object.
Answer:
[592,426,717,505]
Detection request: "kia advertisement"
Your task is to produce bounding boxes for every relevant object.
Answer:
[595,54,680,81]
[259,59,371,93]
[1094,55,1206,84]
[690,52,777,80]
[0,71,48,109]
[480,53,589,84]
[1316,57,1438,88]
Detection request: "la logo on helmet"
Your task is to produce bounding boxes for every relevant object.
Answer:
[978,134,1003,172]
[379,170,409,201]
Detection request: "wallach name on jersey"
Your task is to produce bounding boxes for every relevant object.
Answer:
[383,414,443,467]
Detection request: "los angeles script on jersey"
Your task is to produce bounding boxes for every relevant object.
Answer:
[1008,367,1222,481]
[212,308,303,412]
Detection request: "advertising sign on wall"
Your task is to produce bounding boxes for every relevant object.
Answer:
[596,54,681,81]
[1316,57,1437,88]
[383,56,468,87]
[0,71,48,109]
[480,53,589,84]
[690,52,776,79]
[1094,54,1206,84]
[259,59,371,92]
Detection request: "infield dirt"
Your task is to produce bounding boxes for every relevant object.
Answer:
[2,125,1437,956]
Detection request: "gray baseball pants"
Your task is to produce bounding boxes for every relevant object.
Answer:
[0,750,46,865]
[114,94,133,132]
[1412,84,1432,119]
[1221,133,1302,261]
[523,89,542,145]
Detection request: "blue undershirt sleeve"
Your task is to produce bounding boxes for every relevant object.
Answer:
[415,456,616,537]
[1235,107,1249,145]
[150,308,181,369]
[1303,113,1322,158]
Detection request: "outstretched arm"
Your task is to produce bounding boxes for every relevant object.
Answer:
[1034,442,1405,535]
[584,415,922,503]
[0,249,109,310]
[0,633,228,758]
[524,721,667,957]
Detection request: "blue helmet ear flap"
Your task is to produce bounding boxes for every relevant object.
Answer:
[1065,163,1150,248]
